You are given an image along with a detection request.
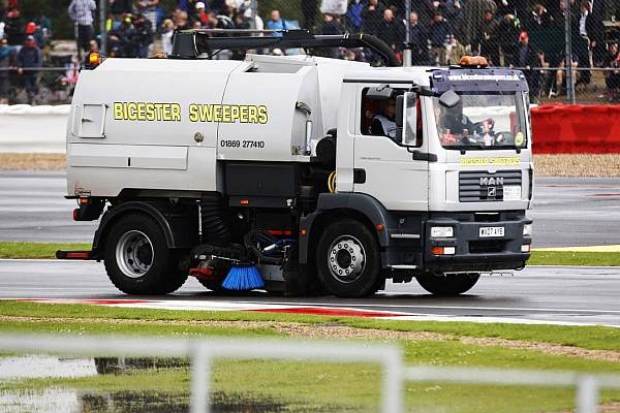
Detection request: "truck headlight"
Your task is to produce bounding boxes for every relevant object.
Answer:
[431,226,454,238]
[523,224,533,237]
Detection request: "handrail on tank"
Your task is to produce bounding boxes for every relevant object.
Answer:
[170,29,401,67]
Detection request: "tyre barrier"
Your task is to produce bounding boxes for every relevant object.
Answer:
[0,104,69,153]
[0,104,71,115]
[532,104,620,154]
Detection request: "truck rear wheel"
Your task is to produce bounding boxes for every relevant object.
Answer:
[104,214,187,295]
[416,273,480,296]
[316,219,381,298]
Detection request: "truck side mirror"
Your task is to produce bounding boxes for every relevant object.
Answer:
[401,92,419,147]
[305,120,313,155]
[296,101,313,155]
[439,90,461,108]
[395,95,404,128]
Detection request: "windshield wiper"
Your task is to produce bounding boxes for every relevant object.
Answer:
[443,144,472,154]
[444,143,518,153]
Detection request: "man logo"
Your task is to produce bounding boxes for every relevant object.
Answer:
[488,187,497,197]
[480,176,504,186]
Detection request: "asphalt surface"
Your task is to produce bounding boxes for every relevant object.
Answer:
[531,177,620,247]
[0,172,97,243]
[1,172,620,247]
[1,260,619,326]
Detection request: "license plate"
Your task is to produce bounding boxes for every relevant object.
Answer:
[479,226,505,238]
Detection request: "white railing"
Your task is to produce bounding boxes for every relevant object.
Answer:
[0,334,619,413]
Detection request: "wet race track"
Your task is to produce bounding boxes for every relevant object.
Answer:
[1,259,619,327]
[1,172,620,326]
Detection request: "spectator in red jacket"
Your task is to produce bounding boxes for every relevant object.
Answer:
[16,35,41,104]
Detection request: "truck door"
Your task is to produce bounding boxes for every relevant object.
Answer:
[351,87,429,211]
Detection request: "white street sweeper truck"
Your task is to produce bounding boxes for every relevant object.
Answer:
[58,30,533,297]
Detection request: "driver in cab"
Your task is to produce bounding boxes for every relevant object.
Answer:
[371,98,399,143]
[438,92,495,147]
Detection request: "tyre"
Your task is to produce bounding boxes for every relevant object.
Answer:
[104,214,187,295]
[416,273,480,296]
[282,246,324,297]
[316,219,381,298]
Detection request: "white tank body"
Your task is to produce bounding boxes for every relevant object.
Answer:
[66,55,369,197]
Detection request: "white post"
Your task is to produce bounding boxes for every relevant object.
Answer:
[403,0,412,67]
[99,0,107,56]
[250,0,258,30]
[381,350,403,413]
[191,345,211,413]
[576,375,599,413]
[563,0,575,103]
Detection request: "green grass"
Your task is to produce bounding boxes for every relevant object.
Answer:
[347,318,620,352]
[0,301,329,325]
[6,361,620,413]
[0,319,280,338]
[529,251,620,266]
[2,301,620,412]
[0,242,91,259]
[2,242,619,266]
[2,362,603,413]
[2,319,619,374]
[2,332,620,413]
[2,301,620,352]
[2,337,620,412]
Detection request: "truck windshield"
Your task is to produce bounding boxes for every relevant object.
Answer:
[433,92,527,150]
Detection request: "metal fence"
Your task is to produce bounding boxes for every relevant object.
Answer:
[1,334,619,413]
[0,66,77,105]
[264,0,620,104]
[4,0,620,104]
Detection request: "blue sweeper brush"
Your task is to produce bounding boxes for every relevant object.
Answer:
[221,264,264,291]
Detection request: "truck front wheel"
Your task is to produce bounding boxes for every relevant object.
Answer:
[416,273,480,296]
[104,214,187,295]
[316,219,381,298]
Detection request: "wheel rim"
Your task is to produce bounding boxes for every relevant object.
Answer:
[115,230,154,279]
[327,235,366,284]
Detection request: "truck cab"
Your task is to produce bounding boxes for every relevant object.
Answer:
[301,64,532,296]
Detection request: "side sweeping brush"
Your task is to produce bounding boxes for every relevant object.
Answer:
[221,264,264,291]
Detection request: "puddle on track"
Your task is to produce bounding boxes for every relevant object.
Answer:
[0,357,346,412]
[0,389,332,412]
[0,356,97,379]
[0,388,81,413]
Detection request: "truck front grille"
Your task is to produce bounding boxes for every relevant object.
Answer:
[459,170,522,202]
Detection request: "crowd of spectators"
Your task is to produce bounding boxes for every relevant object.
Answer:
[0,0,52,103]
[334,0,620,100]
[1,0,620,104]
[103,0,262,58]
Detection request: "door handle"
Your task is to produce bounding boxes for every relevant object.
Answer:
[353,168,366,184]
[411,151,437,162]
